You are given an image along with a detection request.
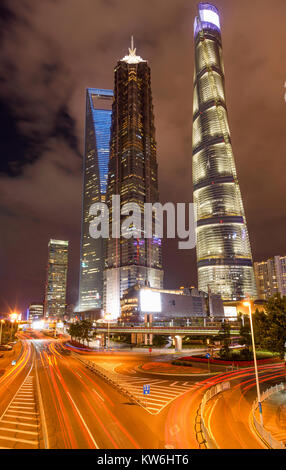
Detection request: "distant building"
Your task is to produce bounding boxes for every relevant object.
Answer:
[254,255,286,299]
[79,88,113,312]
[28,303,44,322]
[104,39,163,319]
[120,285,224,323]
[44,239,69,320]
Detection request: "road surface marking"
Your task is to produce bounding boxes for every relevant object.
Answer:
[0,427,38,435]
[76,372,82,378]
[9,406,35,410]
[5,414,37,419]
[66,392,99,449]
[170,424,180,436]
[0,420,38,427]
[170,381,178,387]
[0,435,38,445]
[7,410,38,415]
[92,389,105,402]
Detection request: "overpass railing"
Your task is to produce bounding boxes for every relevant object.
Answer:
[199,381,231,449]
[251,383,285,449]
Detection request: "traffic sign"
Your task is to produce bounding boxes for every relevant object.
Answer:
[143,384,150,395]
[206,353,211,359]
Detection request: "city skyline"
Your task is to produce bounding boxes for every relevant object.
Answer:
[0,0,285,312]
[0,1,285,455]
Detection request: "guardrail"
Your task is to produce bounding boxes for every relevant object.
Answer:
[199,381,231,449]
[251,382,285,449]
[71,352,145,408]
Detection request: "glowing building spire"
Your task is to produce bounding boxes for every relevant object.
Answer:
[121,36,145,64]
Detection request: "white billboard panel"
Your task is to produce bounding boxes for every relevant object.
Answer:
[223,306,237,318]
[140,290,161,313]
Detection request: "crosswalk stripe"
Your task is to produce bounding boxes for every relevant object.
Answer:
[0,427,38,435]
[0,435,38,445]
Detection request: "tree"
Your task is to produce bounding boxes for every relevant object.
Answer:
[239,323,252,348]
[218,321,231,359]
[254,295,286,359]
[152,335,168,347]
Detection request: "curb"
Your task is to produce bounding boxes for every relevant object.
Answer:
[135,364,218,377]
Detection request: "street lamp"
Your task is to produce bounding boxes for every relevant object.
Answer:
[104,313,112,351]
[243,300,263,426]
[0,320,4,345]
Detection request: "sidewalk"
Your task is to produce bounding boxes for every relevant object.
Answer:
[257,389,286,444]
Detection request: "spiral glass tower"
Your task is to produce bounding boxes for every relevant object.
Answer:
[192,3,257,300]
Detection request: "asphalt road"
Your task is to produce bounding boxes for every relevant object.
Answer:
[0,333,284,449]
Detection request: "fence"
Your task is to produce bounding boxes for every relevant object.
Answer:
[199,381,230,448]
[71,352,145,407]
[252,382,285,449]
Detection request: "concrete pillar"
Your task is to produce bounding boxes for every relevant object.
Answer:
[174,336,182,352]
[131,333,137,344]
[144,333,153,345]
[203,317,207,327]
[137,333,143,344]
[100,334,105,347]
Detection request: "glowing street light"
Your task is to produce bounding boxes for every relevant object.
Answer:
[243,300,263,426]
[0,320,4,345]
[104,313,112,351]
[10,313,18,323]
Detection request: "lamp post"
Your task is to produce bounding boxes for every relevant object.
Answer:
[0,320,4,345]
[243,300,263,426]
[104,314,112,351]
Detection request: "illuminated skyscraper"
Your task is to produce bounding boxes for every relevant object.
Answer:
[104,39,163,318]
[79,88,113,311]
[192,3,257,300]
[44,239,69,319]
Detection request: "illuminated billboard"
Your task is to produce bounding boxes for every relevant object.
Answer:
[223,306,237,318]
[140,290,162,313]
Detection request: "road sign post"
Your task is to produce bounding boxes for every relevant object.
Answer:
[206,352,211,372]
[143,384,150,408]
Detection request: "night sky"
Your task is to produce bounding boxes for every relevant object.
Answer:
[0,0,285,313]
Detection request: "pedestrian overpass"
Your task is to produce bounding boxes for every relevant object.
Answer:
[95,324,240,352]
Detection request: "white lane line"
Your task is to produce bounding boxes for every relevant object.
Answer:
[0,435,38,445]
[13,400,35,403]
[5,414,37,420]
[183,382,190,386]
[124,387,184,397]
[66,392,99,449]
[76,372,82,378]
[142,398,167,404]
[9,406,35,410]
[0,420,38,428]
[170,381,178,386]
[0,427,38,435]
[92,389,105,402]
[16,393,34,396]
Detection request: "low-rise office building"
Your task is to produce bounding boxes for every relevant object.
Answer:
[119,285,224,323]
